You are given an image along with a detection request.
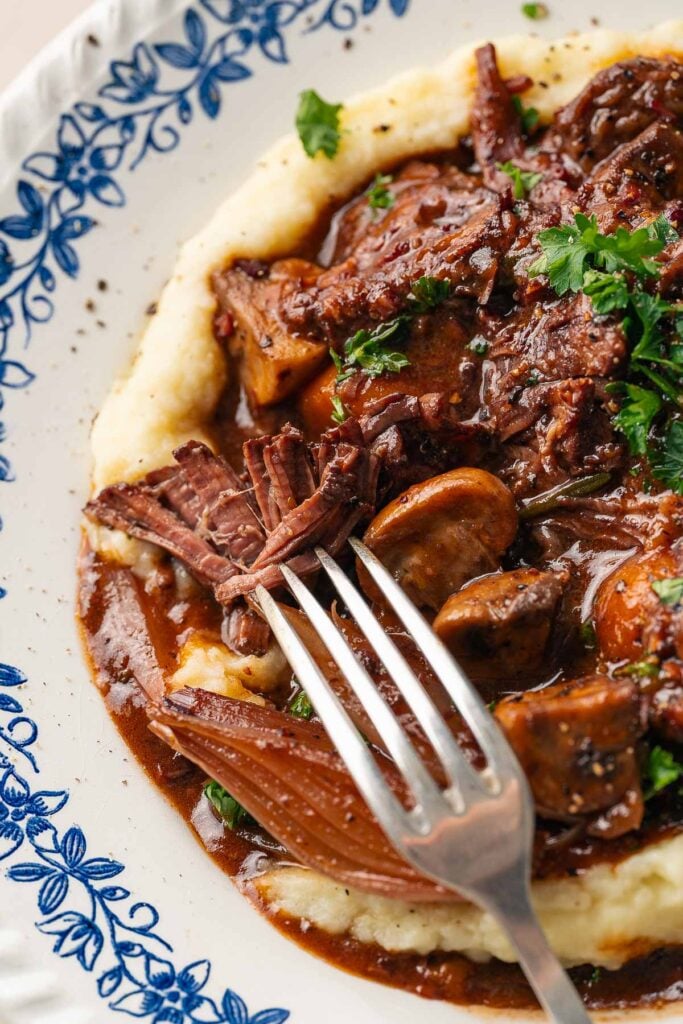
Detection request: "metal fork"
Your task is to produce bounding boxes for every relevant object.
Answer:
[254,539,593,1024]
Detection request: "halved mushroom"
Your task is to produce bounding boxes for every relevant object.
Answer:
[359,467,517,611]
[433,567,567,701]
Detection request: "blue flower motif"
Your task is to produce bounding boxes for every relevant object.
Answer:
[101,43,160,104]
[22,115,125,210]
[113,952,221,1023]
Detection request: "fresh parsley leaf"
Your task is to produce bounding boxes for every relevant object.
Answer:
[296,89,342,159]
[521,2,548,17]
[330,394,347,425]
[511,95,540,135]
[469,337,489,356]
[409,275,451,312]
[628,291,674,364]
[618,659,660,679]
[582,269,629,314]
[340,320,410,379]
[651,419,683,494]
[204,780,255,829]
[367,173,395,211]
[529,216,597,294]
[289,689,314,719]
[644,745,683,800]
[611,382,662,456]
[598,223,663,278]
[652,577,683,606]
[648,214,679,247]
[497,160,542,200]
[580,620,597,650]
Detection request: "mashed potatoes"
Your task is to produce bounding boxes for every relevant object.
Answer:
[89,22,683,969]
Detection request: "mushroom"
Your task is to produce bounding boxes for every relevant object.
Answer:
[359,467,517,611]
[433,567,567,700]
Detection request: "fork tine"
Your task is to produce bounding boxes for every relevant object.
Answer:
[254,584,414,846]
[349,538,524,784]
[279,564,447,820]
[314,546,484,805]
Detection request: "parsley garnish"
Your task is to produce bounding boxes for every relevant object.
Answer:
[367,173,395,211]
[204,780,255,829]
[652,577,683,606]
[469,337,489,356]
[330,276,451,385]
[521,2,548,17]
[296,89,342,159]
[644,745,683,800]
[512,95,540,136]
[330,395,348,425]
[497,161,542,200]
[531,212,683,489]
[618,659,660,679]
[289,689,314,719]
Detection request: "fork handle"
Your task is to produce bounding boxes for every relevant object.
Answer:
[488,883,593,1024]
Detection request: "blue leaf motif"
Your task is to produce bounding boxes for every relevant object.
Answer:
[91,144,125,171]
[0,215,40,240]
[89,175,125,207]
[0,664,25,686]
[250,1011,290,1024]
[17,180,44,217]
[178,959,210,993]
[155,43,200,69]
[0,240,13,286]
[0,361,35,389]
[257,26,287,64]
[7,863,53,882]
[61,826,87,867]
[0,454,13,482]
[199,74,222,118]
[185,9,207,54]
[0,693,22,713]
[100,885,130,900]
[390,0,410,13]
[57,115,86,157]
[75,101,107,121]
[0,821,23,860]
[178,96,193,124]
[39,265,56,291]
[111,988,164,1016]
[185,994,222,1022]
[222,990,249,1024]
[98,965,122,997]
[78,857,124,880]
[0,300,14,329]
[146,954,175,989]
[38,872,69,914]
[26,790,69,817]
[22,152,62,181]
[26,817,59,850]
[39,913,103,971]
[58,215,96,240]
[1,768,30,806]
[212,58,251,82]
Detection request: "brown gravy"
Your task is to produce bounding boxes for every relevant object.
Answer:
[77,548,683,1012]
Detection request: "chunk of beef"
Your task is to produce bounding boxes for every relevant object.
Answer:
[546,57,683,172]
[470,44,524,188]
[580,122,683,231]
[213,258,327,406]
[224,605,271,658]
[243,425,315,532]
[283,175,516,342]
[434,567,567,701]
[496,675,644,836]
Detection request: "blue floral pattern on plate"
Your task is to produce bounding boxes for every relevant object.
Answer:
[0,0,409,1018]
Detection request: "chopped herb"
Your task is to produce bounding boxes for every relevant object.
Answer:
[518,471,611,519]
[367,173,395,211]
[469,337,489,356]
[289,689,314,719]
[590,967,602,985]
[644,745,683,800]
[610,382,662,457]
[582,269,629,314]
[649,213,680,247]
[651,419,683,494]
[618,660,660,679]
[296,89,342,159]
[496,160,542,200]
[521,2,548,17]
[204,780,255,829]
[409,275,451,312]
[652,577,683,606]
[579,621,596,650]
[512,95,540,136]
[330,394,348,425]
[331,277,450,384]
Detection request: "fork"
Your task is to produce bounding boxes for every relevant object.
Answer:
[254,538,593,1024]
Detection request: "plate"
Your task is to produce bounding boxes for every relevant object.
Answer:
[1,1,681,1021]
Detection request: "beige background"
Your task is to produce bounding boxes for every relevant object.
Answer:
[0,0,92,92]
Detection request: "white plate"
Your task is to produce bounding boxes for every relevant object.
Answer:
[1,1,681,1022]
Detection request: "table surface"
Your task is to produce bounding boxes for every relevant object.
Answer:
[0,0,92,92]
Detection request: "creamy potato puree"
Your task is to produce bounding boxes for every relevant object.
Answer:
[89,22,683,969]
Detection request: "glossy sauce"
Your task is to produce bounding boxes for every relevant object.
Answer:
[77,549,683,1011]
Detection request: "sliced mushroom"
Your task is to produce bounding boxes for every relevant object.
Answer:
[359,467,517,611]
[495,675,644,836]
[433,568,567,701]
